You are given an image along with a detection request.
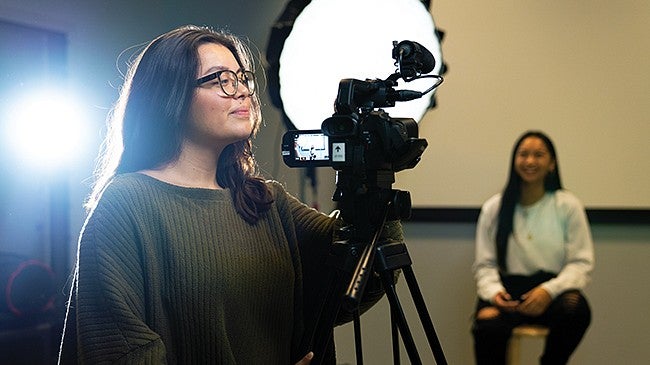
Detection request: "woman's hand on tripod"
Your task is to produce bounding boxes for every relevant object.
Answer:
[295,352,314,365]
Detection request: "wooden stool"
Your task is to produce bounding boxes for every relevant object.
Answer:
[507,325,550,365]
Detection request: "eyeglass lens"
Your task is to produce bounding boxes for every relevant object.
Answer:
[218,70,255,96]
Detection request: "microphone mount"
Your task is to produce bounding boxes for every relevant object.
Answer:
[392,40,437,80]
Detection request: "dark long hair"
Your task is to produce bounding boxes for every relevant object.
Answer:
[495,130,562,270]
[88,25,272,224]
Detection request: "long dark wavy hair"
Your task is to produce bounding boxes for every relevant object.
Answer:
[495,130,562,270]
[87,25,272,224]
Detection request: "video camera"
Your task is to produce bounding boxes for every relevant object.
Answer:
[282,40,443,227]
[281,40,442,178]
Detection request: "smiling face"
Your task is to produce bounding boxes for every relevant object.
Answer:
[514,136,556,187]
[185,42,254,151]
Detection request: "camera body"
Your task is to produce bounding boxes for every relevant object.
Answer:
[281,78,428,173]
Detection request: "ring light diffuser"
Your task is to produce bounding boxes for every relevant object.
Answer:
[273,0,443,130]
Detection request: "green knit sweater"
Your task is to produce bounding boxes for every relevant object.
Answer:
[63,173,400,364]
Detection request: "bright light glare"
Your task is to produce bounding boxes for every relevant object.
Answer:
[3,89,88,170]
[279,0,443,130]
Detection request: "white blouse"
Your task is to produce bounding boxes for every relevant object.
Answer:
[473,190,595,301]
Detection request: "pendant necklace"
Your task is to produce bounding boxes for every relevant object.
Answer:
[521,206,538,241]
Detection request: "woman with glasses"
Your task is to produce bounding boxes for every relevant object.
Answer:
[58,25,400,365]
[471,131,594,365]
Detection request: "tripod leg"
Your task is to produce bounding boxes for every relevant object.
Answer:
[402,266,448,365]
[391,306,401,365]
[376,242,448,365]
[353,311,364,364]
[380,270,423,365]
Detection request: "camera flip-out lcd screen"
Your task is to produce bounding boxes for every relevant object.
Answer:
[281,130,331,167]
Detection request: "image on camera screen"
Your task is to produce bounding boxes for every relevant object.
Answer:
[293,132,329,162]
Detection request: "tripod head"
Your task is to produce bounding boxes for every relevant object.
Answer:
[333,162,413,226]
[332,175,410,312]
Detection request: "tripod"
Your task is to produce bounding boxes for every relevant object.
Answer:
[375,239,447,365]
[301,177,448,365]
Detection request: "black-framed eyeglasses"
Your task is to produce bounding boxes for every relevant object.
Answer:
[196,69,256,97]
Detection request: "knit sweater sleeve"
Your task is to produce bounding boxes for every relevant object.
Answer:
[268,181,402,321]
[75,184,166,364]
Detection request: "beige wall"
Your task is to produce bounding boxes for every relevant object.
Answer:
[396,0,650,209]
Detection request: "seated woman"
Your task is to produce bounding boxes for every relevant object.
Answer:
[472,130,594,365]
